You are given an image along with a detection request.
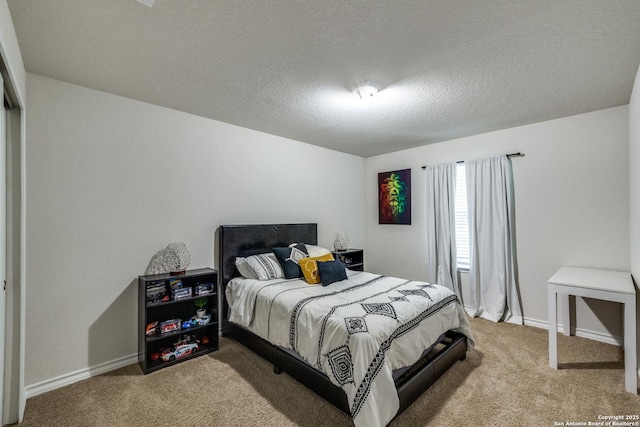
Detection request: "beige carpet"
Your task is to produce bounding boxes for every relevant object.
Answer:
[16,318,640,427]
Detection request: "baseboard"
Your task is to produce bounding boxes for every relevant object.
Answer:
[463,304,624,346]
[25,353,138,399]
[523,317,623,346]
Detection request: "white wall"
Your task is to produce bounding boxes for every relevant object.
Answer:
[629,64,640,376]
[21,70,638,394]
[24,74,365,388]
[365,106,630,339]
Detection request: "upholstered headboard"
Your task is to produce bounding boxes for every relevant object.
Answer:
[217,223,317,328]
[218,223,318,287]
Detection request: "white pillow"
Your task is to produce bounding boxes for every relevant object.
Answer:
[245,253,284,281]
[306,244,332,258]
[235,257,258,280]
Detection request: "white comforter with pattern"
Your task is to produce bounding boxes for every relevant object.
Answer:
[225,270,474,427]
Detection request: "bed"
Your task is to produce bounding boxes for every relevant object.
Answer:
[218,223,474,427]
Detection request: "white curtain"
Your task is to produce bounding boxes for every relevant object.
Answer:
[425,162,459,297]
[466,155,523,324]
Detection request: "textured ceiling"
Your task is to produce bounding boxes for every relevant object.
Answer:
[7,0,640,157]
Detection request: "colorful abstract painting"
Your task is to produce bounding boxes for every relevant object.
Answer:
[378,168,411,225]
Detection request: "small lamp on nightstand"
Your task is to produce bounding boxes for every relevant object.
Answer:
[333,232,349,251]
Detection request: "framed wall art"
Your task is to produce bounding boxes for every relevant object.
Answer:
[378,168,411,225]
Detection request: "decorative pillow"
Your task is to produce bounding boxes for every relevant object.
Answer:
[306,244,332,258]
[298,253,334,284]
[272,244,308,279]
[235,257,258,280]
[245,253,284,281]
[317,259,347,286]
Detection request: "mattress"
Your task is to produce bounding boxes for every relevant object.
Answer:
[277,332,445,382]
[225,269,474,427]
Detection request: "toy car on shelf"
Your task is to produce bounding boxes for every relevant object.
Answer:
[146,321,158,337]
[195,283,214,296]
[196,314,211,326]
[160,342,199,362]
[145,280,167,303]
[181,318,198,329]
[159,319,181,334]
[171,286,192,300]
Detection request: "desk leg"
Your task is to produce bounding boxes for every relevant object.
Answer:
[560,294,571,336]
[623,295,637,394]
[548,285,558,369]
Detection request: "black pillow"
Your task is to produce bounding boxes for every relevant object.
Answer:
[272,244,308,279]
[317,259,347,286]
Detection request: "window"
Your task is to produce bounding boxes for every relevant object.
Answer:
[455,163,470,269]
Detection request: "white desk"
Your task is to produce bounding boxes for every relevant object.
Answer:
[548,266,637,394]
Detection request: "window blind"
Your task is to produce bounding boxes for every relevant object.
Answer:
[455,163,470,269]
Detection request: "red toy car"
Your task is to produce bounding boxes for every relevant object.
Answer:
[160,319,181,334]
[146,321,158,337]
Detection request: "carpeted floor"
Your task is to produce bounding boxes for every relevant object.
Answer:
[16,317,640,427]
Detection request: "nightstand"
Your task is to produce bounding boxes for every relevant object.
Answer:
[331,249,364,271]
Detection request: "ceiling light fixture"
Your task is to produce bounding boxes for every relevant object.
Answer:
[353,85,378,99]
[136,0,155,7]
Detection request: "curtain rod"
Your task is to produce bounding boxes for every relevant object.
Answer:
[421,152,524,170]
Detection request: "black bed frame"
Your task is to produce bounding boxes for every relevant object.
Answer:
[218,223,467,419]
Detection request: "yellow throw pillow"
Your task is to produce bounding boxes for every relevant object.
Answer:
[299,253,334,284]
